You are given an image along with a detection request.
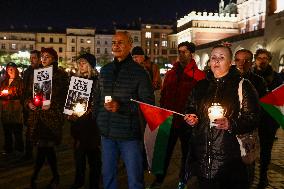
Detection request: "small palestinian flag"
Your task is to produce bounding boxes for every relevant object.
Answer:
[259,84,284,129]
[138,102,173,175]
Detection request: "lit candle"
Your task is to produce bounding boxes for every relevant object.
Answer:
[33,93,43,107]
[105,96,112,103]
[208,103,224,128]
[73,103,86,117]
[1,89,9,95]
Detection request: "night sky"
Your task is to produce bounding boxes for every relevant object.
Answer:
[0,0,230,29]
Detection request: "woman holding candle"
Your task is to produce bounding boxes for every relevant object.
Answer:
[183,45,260,189]
[26,47,68,189]
[67,53,101,189]
[0,62,24,155]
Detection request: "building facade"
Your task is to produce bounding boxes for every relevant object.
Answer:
[141,24,173,63]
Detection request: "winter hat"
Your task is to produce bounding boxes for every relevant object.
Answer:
[131,46,145,56]
[77,53,97,68]
[6,62,17,68]
[41,47,58,61]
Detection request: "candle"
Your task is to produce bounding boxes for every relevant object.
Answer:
[33,93,43,107]
[73,103,86,117]
[105,96,112,103]
[1,89,9,95]
[208,103,224,128]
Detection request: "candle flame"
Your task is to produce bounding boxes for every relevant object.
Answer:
[73,103,86,117]
[1,89,9,95]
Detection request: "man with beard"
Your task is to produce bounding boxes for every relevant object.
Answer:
[148,42,205,189]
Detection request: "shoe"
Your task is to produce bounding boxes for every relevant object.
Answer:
[177,182,187,189]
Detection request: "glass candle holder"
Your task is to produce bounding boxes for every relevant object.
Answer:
[208,103,224,128]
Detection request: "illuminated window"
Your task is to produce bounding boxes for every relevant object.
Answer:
[253,24,258,31]
[145,32,151,39]
[154,41,159,47]
[11,44,17,50]
[146,41,150,46]
[146,25,151,29]
[161,41,167,47]
[161,33,167,38]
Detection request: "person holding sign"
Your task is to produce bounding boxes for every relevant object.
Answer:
[66,53,101,189]
[183,45,260,189]
[26,47,68,189]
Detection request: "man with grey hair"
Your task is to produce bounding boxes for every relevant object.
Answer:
[96,31,154,189]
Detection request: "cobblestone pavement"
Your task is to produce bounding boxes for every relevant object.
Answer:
[0,123,283,189]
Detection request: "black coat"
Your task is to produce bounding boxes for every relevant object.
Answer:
[185,67,260,179]
[70,75,100,149]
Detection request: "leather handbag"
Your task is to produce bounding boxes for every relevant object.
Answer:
[236,79,259,165]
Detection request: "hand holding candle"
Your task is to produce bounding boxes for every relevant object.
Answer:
[1,89,9,96]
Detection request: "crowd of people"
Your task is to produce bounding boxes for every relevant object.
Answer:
[0,31,283,189]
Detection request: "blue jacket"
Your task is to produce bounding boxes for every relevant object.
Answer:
[96,54,154,140]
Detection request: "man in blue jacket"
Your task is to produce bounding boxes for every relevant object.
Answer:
[96,31,154,189]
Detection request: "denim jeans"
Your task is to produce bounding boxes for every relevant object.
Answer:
[101,136,144,189]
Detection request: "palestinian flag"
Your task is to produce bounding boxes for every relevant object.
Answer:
[138,102,173,175]
[259,84,284,129]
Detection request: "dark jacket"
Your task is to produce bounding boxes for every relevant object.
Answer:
[185,67,259,179]
[242,70,267,98]
[70,75,100,149]
[0,76,23,124]
[253,65,283,129]
[22,66,36,124]
[160,59,205,128]
[96,54,154,140]
[27,63,69,145]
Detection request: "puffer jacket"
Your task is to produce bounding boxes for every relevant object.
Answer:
[96,54,154,140]
[160,59,205,128]
[27,63,69,145]
[185,67,260,179]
